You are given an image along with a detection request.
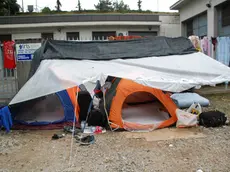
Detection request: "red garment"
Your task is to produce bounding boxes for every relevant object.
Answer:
[211,37,217,52]
[3,41,16,69]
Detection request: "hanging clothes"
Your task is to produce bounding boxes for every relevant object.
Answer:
[3,41,16,69]
[200,37,210,56]
[188,35,202,52]
[216,37,230,66]
[211,37,217,52]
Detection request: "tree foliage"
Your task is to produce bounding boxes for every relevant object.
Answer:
[137,0,142,11]
[41,7,52,14]
[94,0,130,12]
[113,0,130,12]
[55,0,62,11]
[94,0,114,12]
[0,0,20,16]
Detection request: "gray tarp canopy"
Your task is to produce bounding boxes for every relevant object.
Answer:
[28,36,197,79]
[10,36,230,105]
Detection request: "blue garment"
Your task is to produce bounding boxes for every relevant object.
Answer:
[216,37,230,66]
[0,106,13,132]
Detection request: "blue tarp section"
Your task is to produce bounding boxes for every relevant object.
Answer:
[57,89,75,122]
[0,106,13,132]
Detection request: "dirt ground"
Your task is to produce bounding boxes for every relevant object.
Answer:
[0,94,230,172]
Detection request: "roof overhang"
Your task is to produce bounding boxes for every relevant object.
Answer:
[0,21,162,29]
[170,0,190,10]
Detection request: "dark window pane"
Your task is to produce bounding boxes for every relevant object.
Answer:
[92,32,116,40]
[41,33,53,40]
[222,1,230,27]
[66,32,80,40]
[0,35,12,42]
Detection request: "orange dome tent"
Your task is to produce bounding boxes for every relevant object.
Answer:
[100,78,178,131]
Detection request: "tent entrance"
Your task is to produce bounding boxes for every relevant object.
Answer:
[12,93,65,124]
[122,92,170,126]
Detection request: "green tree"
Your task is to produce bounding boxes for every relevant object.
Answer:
[55,0,62,11]
[113,0,130,12]
[41,7,52,14]
[94,0,114,12]
[137,0,142,11]
[77,0,82,12]
[0,0,20,16]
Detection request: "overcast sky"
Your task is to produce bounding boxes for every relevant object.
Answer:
[17,0,178,12]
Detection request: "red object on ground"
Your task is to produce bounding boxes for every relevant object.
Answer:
[3,41,16,69]
[94,126,103,134]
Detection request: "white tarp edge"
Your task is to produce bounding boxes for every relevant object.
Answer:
[10,52,230,105]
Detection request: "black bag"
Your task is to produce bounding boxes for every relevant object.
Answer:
[199,110,227,128]
[77,91,92,122]
[87,109,107,127]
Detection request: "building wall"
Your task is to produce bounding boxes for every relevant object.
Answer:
[12,33,41,40]
[179,0,226,22]
[179,0,227,38]
[0,14,180,41]
[9,23,179,41]
[43,26,158,40]
[159,15,181,37]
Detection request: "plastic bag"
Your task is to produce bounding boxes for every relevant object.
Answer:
[176,109,198,128]
[186,102,202,115]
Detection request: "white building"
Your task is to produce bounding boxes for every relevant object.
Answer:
[0,13,180,42]
[170,0,230,38]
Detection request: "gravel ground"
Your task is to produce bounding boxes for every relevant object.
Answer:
[0,94,230,172]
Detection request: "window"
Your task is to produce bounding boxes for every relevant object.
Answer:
[128,31,157,37]
[222,2,230,27]
[186,20,193,37]
[92,31,116,40]
[41,33,53,40]
[185,12,207,37]
[0,34,12,43]
[14,39,42,44]
[66,32,80,40]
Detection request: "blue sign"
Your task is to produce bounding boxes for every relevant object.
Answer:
[17,54,33,61]
[16,43,41,61]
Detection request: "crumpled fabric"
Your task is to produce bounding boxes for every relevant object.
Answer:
[0,106,13,132]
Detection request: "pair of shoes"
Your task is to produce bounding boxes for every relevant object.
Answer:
[52,133,65,140]
[63,126,81,135]
[75,135,95,146]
